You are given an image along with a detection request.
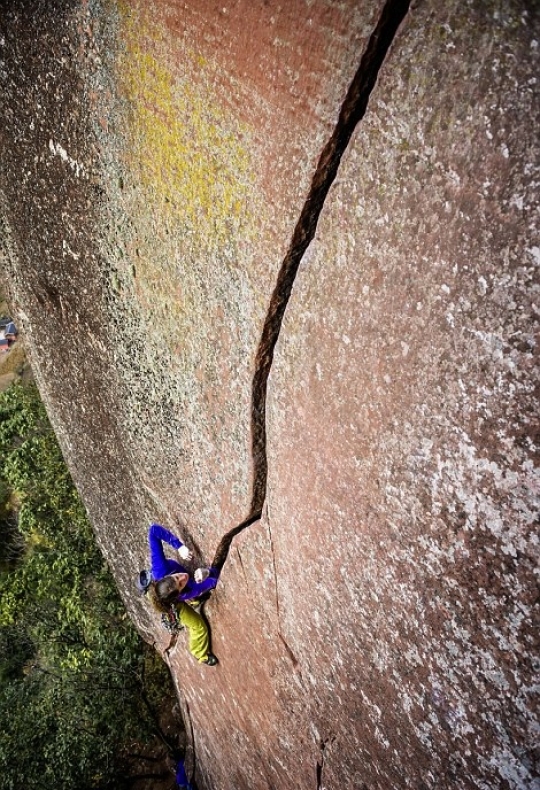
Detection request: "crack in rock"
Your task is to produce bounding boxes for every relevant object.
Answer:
[249,0,412,514]
[211,510,262,571]
[278,632,300,671]
[316,737,336,790]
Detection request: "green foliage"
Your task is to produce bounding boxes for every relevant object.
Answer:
[0,383,176,789]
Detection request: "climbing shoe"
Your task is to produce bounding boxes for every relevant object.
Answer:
[204,653,219,666]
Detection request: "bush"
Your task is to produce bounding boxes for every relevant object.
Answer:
[0,382,179,789]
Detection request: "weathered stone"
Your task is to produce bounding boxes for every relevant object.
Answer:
[266,2,540,788]
[0,0,376,630]
[0,0,538,788]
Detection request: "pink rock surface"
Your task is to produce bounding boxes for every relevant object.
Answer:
[264,3,540,787]
[0,0,538,788]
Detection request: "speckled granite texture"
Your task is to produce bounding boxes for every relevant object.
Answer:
[0,1,538,788]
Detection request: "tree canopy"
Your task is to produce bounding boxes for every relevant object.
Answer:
[0,382,179,789]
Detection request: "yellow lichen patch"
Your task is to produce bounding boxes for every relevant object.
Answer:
[116,2,252,247]
[111,2,257,359]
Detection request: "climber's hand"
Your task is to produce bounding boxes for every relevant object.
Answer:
[178,545,192,562]
[194,567,210,583]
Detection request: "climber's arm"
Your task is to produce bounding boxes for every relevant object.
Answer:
[148,523,183,577]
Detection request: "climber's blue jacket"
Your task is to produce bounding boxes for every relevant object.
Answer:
[148,523,219,600]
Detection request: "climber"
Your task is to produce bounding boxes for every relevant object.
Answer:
[138,523,220,603]
[137,523,219,666]
[136,513,263,665]
[138,512,262,606]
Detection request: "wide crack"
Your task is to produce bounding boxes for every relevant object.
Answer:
[150,3,412,785]
[250,0,412,514]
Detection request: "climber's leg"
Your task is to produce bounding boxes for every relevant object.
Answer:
[178,601,211,663]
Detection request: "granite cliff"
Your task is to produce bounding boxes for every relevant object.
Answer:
[1,1,539,788]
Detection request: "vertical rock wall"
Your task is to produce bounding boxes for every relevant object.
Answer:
[266,2,540,787]
[0,1,538,788]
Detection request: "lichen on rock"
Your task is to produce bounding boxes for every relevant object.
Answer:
[0,1,538,789]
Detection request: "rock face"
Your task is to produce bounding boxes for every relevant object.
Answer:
[1,1,539,789]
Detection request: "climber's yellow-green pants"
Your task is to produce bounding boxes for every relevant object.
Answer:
[178,602,210,663]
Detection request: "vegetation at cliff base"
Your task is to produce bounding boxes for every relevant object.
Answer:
[0,382,178,790]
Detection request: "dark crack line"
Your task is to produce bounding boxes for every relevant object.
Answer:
[250,0,412,513]
[211,510,262,570]
[278,633,300,671]
[267,517,281,622]
[235,545,248,587]
[182,697,197,786]
[316,737,336,790]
